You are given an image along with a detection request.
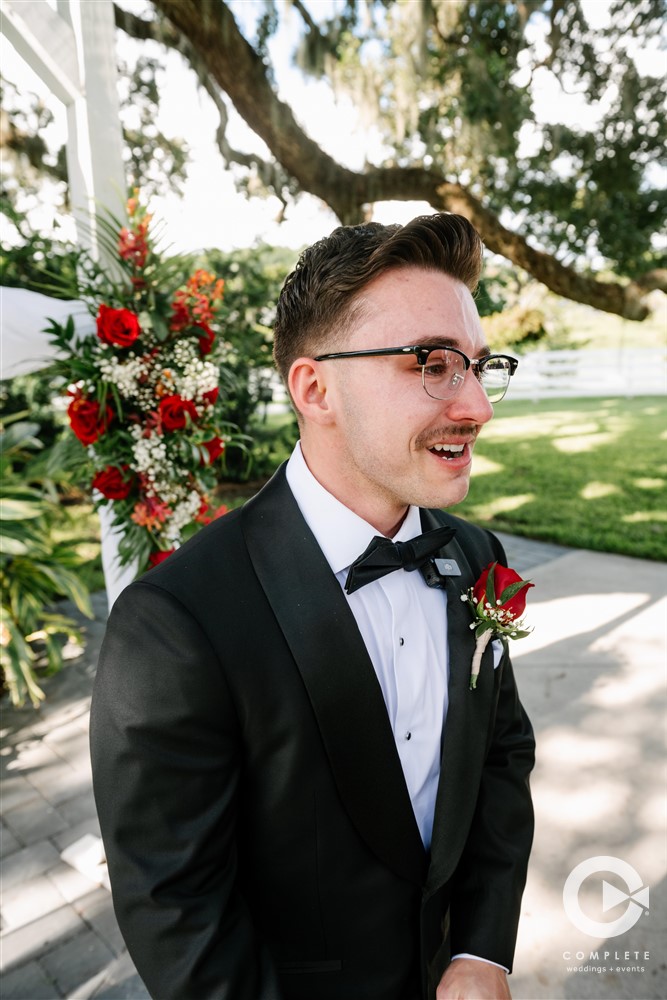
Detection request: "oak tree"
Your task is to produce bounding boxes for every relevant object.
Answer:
[112,0,666,321]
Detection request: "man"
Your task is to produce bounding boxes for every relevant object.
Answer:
[91,213,535,1000]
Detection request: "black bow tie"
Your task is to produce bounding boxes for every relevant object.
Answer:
[345,525,456,595]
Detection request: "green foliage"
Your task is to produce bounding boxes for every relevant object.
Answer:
[0,419,93,708]
[118,56,189,199]
[199,244,296,479]
[423,1,533,175]
[0,79,65,197]
[0,370,68,453]
[482,303,548,352]
[514,60,667,276]
[546,295,667,351]
[0,196,82,297]
[455,396,667,561]
[255,0,665,281]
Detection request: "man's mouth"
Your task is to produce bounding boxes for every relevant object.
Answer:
[428,443,467,460]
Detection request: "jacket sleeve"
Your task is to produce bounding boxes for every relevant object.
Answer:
[447,652,535,970]
[90,581,282,1000]
[448,532,536,972]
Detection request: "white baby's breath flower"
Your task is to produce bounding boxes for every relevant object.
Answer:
[163,490,202,542]
[98,353,146,399]
[130,432,170,476]
[176,358,219,401]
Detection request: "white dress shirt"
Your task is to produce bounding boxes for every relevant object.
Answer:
[286,442,448,849]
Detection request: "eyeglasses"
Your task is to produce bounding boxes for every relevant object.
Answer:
[313,345,518,403]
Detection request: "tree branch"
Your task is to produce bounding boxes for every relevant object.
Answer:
[289,0,323,38]
[145,0,659,319]
[115,2,293,204]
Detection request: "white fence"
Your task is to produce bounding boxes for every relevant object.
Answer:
[507,348,667,401]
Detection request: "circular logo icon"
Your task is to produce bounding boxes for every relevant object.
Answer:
[563,856,649,938]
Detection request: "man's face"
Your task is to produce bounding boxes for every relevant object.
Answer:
[309,267,494,535]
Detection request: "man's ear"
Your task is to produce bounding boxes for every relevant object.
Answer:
[288,357,333,424]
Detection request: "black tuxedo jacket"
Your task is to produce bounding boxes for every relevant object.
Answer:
[90,464,535,1000]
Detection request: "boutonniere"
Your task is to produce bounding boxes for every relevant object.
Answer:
[461,561,534,689]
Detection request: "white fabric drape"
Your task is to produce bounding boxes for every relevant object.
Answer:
[1,286,95,379]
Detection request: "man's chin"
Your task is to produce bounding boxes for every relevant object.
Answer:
[417,480,470,511]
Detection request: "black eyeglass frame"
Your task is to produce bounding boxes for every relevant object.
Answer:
[313,345,519,401]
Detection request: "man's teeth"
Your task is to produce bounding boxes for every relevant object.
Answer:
[431,443,465,455]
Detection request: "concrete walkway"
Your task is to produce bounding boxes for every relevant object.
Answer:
[1,537,665,1000]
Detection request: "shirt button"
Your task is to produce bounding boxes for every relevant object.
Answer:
[405,731,412,741]
[399,637,405,646]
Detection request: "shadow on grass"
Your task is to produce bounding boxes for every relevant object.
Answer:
[455,396,666,560]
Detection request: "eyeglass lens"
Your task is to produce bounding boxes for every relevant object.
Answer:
[422,350,511,403]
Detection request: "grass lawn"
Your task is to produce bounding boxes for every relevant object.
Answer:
[453,395,666,561]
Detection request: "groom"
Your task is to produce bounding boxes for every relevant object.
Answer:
[91,213,535,1000]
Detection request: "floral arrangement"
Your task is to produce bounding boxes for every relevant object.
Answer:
[48,196,238,571]
[462,561,534,689]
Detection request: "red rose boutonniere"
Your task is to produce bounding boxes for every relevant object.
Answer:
[462,561,534,689]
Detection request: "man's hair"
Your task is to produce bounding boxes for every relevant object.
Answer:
[273,213,483,384]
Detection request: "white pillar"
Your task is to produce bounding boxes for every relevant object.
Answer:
[57,0,126,255]
[1,0,133,609]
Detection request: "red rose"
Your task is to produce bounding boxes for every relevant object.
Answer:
[472,562,534,621]
[196,499,211,524]
[200,437,225,465]
[148,549,175,567]
[170,302,190,332]
[92,465,134,500]
[202,387,219,406]
[68,397,113,446]
[158,395,199,431]
[195,322,215,355]
[96,304,141,348]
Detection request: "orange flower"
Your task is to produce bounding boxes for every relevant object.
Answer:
[131,498,172,530]
[170,272,224,332]
[154,370,175,398]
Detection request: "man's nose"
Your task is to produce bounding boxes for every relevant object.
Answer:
[442,370,494,425]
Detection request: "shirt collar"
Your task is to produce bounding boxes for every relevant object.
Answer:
[285,442,423,577]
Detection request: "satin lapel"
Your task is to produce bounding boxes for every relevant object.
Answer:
[241,466,426,885]
[419,510,497,894]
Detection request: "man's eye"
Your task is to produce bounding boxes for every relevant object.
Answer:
[423,362,448,377]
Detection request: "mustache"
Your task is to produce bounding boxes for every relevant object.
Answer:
[414,425,479,449]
